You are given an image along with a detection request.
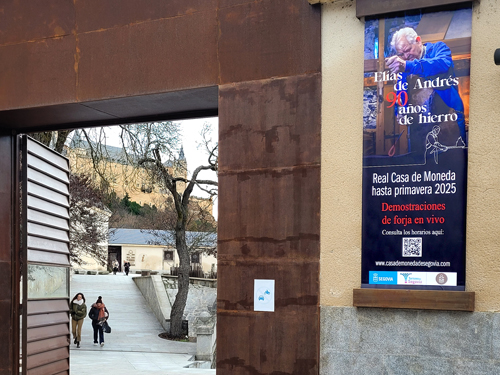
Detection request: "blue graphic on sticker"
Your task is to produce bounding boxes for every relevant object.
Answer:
[369,271,398,285]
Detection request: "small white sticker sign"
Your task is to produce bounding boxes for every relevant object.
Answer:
[254,279,275,312]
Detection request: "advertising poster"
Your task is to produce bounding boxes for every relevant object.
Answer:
[362,6,471,290]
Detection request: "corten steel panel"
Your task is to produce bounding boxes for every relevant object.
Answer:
[219,74,321,172]
[217,166,320,253]
[82,86,219,119]
[0,136,12,262]
[77,11,219,102]
[219,0,257,8]
[75,0,217,33]
[217,74,320,375]
[0,300,12,373]
[217,237,319,264]
[217,308,319,374]
[0,0,75,45]
[0,262,12,300]
[217,261,319,311]
[0,36,76,111]
[0,103,117,131]
[0,87,218,131]
[218,0,321,84]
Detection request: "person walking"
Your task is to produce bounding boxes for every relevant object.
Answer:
[112,260,119,275]
[88,296,109,347]
[70,293,87,348]
[124,261,130,276]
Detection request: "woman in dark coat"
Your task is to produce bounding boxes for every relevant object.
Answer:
[88,296,109,347]
[70,292,87,348]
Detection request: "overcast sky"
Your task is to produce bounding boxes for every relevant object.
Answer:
[177,117,219,220]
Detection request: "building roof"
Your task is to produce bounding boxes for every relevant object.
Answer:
[109,228,216,247]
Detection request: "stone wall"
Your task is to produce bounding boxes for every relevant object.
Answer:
[133,275,171,332]
[163,277,217,339]
[321,306,500,374]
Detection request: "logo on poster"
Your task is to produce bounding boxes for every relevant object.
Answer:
[400,272,411,283]
[436,273,448,285]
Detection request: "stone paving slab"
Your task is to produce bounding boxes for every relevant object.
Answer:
[70,273,215,374]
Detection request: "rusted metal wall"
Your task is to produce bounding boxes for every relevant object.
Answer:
[0,1,321,373]
[0,135,15,375]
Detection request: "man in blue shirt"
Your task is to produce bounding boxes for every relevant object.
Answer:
[386,27,466,151]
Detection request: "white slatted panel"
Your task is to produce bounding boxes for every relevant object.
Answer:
[22,136,71,375]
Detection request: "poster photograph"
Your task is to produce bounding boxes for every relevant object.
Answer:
[361,5,472,290]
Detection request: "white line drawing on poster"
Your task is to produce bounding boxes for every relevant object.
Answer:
[425,125,466,164]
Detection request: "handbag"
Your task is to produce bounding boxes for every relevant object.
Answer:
[103,320,111,333]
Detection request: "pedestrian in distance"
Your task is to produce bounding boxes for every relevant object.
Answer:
[70,292,87,348]
[124,261,130,276]
[88,296,109,347]
[112,260,119,275]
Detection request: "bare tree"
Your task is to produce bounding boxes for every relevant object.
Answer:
[69,174,110,267]
[139,144,218,337]
[30,130,73,154]
[70,121,218,338]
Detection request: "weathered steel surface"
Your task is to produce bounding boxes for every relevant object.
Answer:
[219,0,256,8]
[218,0,321,84]
[353,289,476,311]
[218,308,319,375]
[0,296,12,374]
[0,136,13,374]
[75,0,217,33]
[77,11,219,102]
[0,0,75,45]
[218,75,321,172]
[0,37,76,111]
[217,72,321,373]
[217,260,319,311]
[0,87,218,131]
[217,166,320,258]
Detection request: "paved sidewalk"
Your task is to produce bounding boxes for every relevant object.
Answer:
[70,273,215,374]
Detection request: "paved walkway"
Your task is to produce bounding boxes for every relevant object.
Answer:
[70,273,215,374]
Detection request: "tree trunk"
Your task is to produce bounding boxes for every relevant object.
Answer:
[170,225,190,337]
